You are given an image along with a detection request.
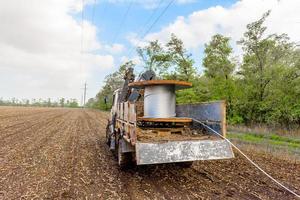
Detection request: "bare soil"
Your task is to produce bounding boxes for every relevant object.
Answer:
[0,107,299,200]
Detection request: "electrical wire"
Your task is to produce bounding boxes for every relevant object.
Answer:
[135,0,165,37]
[192,118,300,198]
[127,0,176,58]
[111,0,134,44]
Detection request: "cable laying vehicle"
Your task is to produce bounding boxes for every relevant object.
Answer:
[106,68,234,168]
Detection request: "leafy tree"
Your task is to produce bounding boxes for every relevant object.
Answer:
[166,34,196,81]
[237,10,300,125]
[0,97,80,108]
[87,15,300,131]
[203,34,236,118]
[93,61,136,110]
[59,98,65,107]
[68,99,79,108]
[25,99,30,106]
[47,98,51,107]
[203,34,235,79]
[176,76,211,104]
[137,40,171,77]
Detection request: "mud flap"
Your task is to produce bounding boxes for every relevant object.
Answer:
[120,138,135,153]
[110,138,116,151]
[135,139,234,165]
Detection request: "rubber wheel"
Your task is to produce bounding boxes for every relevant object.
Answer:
[117,139,132,169]
[178,161,193,168]
[105,124,111,146]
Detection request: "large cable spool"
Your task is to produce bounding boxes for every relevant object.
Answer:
[144,85,175,118]
[128,80,192,119]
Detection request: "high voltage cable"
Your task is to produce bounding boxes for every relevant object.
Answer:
[136,0,165,35]
[140,0,175,40]
[126,0,164,57]
[111,1,134,44]
[193,118,300,198]
[128,0,175,57]
[126,0,164,61]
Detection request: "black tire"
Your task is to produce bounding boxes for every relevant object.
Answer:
[105,123,111,146]
[178,161,193,168]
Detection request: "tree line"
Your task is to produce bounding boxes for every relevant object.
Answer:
[0,98,79,108]
[88,11,300,128]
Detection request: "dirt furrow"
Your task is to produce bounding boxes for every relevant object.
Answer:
[0,111,72,192]
[0,111,70,162]
[0,107,299,200]
[0,110,68,141]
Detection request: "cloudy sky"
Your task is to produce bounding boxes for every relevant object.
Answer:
[0,0,299,103]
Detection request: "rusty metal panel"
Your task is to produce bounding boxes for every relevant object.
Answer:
[129,125,136,145]
[135,139,234,165]
[120,138,135,153]
[176,101,224,122]
[176,101,226,136]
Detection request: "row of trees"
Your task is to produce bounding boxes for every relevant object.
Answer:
[89,11,300,128]
[0,98,79,108]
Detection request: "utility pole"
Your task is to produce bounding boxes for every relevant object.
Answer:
[83,82,87,108]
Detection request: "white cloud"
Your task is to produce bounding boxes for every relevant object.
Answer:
[0,0,114,100]
[126,32,149,50]
[120,56,142,65]
[140,0,300,53]
[104,43,125,54]
[120,55,144,75]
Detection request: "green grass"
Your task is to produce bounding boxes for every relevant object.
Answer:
[227,132,300,150]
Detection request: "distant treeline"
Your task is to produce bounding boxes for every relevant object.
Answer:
[0,98,79,108]
[88,11,300,128]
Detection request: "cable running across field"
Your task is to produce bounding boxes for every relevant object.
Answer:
[193,118,300,198]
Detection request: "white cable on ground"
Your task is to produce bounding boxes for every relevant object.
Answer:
[193,119,300,198]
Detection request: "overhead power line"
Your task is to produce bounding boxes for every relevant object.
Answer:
[139,0,175,41]
[111,0,134,44]
[128,0,175,58]
[136,0,165,34]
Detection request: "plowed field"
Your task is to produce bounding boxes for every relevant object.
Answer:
[0,107,299,199]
